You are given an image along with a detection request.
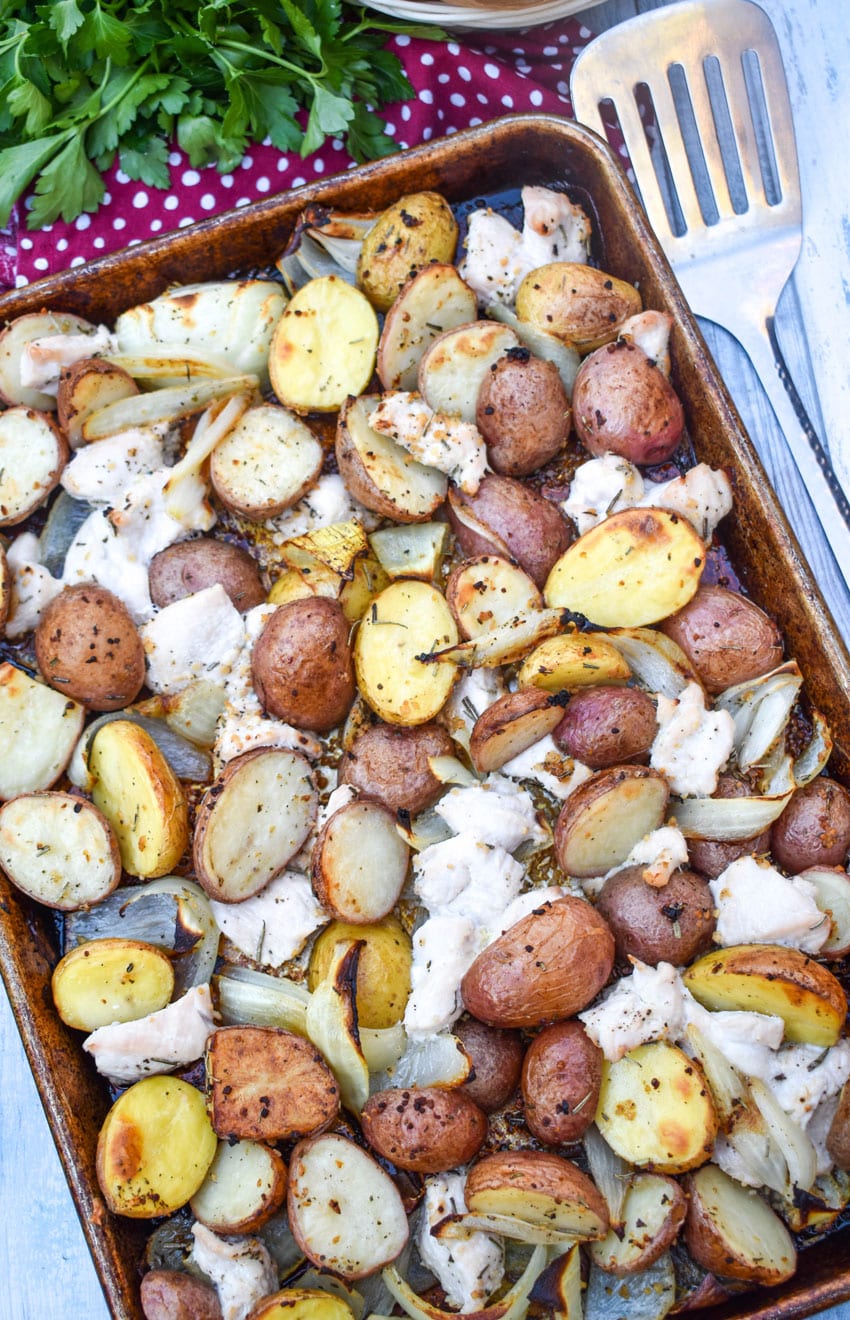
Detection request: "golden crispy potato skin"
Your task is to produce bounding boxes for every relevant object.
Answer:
[461,897,615,1029]
[572,341,684,465]
[771,777,850,873]
[454,1015,524,1114]
[553,685,658,768]
[448,475,572,590]
[140,1270,223,1320]
[597,1042,717,1174]
[90,720,189,879]
[357,192,459,313]
[515,263,641,354]
[338,721,452,815]
[683,1166,796,1285]
[206,1026,339,1142]
[660,585,783,695]
[521,1020,602,1144]
[35,584,145,711]
[309,916,411,1029]
[149,538,265,612]
[252,597,355,732]
[595,866,716,966]
[361,1086,488,1173]
[476,348,571,477]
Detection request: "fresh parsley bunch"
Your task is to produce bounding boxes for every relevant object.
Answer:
[0,0,431,230]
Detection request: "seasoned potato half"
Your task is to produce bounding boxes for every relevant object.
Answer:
[771,776,850,874]
[515,263,642,354]
[476,348,571,478]
[312,797,409,923]
[683,944,847,1046]
[269,276,378,413]
[461,897,614,1028]
[288,1133,409,1278]
[446,555,542,639]
[545,508,705,628]
[683,1164,797,1285]
[35,584,146,711]
[358,191,459,313]
[378,263,477,391]
[57,358,139,448]
[596,1041,717,1174]
[660,585,783,695]
[469,687,567,774]
[0,792,120,911]
[338,720,451,816]
[361,1086,487,1173]
[0,663,85,800]
[308,916,412,1030]
[554,766,669,878]
[207,1026,339,1141]
[193,748,317,902]
[0,310,96,410]
[448,476,572,590]
[553,686,658,769]
[518,631,632,692]
[588,1173,687,1275]
[521,1020,602,1145]
[336,395,447,523]
[140,1270,222,1320]
[209,403,323,519]
[465,1150,609,1240]
[354,579,458,725]
[455,1016,524,1114]
[252,598,355,733]
[595,866,716,966]
[149,537,266,613]
[90,721,189,879]
[97,1075,217,1218]
[190,1139,288,1234]
[572,341,684,465]
[418,321,520,422]
[0,407,68,527]
[52,937,174,1032]
[248,1290,356,1320]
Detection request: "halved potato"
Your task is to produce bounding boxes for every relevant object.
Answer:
[97,1075,217,1218]
[446,555,542,639]
[269,276,378,413]
[596,1042,717,1173]
[206,1026,339,1141]
[56,358,139,447]
[308,915,412,1030]
[682,944,847,1047]
[0,407,68,526]
[353,579,458,725]
[469,687,567,773]
[248,1290,356,1320]
[554,766,669,878]
[190,1139,288,1234]
[312,797,409,923]
[517,630,632,691]
[287,1133,409,1278]
[358,191,458,313]
[193,748,317,902]
[0,663,85,800]
[336,395,447,523]
[683,1164,797,1285]
[89,721,189,879]
[0,792,119,911]
[418,321,520,422]
[465,1150,609,1240]
[544,508,705,628]
[52,937,174,1032]
[0,310,96,409]
[378,263,477,391]
[361,1085,487,1173]
[587,1173,687,1274]
[210,403,323,518]
[515,263,642,354]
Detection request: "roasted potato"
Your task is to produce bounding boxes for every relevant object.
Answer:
[521,1020,602,1144]
[353,579,458,726]
[554,766,669,879]
[0,407,69,526]
[190,1139,288,1234]
[476,347,571,476]
[34,584,145,711]
[461,897,615,1028]
[588,1173,686,1275]
[248,1291,356,1320]
[336,394,447,524]
[308,915,412,1030]
[207,1026,339,1141]
[660,585,783,694]
[418,320,519,421]
[57,358,139,448]
[596,1041,717,1173]
[377,263,477,391]
[0,791,120,910]
[269,276,378,413]
[469,687,568,774]
[446,555,542,639]
[686,773,773,878]
[465,1149,609,1239]
[827,1082,850,1170]
[454,1015,524,1113]
[252,598,355,733]
[0,310,98,410]
[515,263,642,354]
[149,538,265,612]
[312,796,410,923]
[572,341,685,465]
[361,1086,488,1173]
[209,403,324,519]
[357,192,459,312]
[518,631,632,692]
[595,866,716,966]
[553,685,658,768]
[447,475,572,589]
[140,1269,223,1320]
[683,1164,796,1285]
[90,720,189,879]
[0,663,85,800]
[771,776,850,873]
[52,937,174,1032]
[338,721,452,815]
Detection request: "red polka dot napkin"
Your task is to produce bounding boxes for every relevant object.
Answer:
[1,17,610,292]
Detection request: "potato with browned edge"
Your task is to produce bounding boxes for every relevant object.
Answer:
[34,584,145,711]
[595,865,716,966]
[521,1020,602,1145]
[447,474,572,589]
[252,597,355,732]
[553,685,658,768]
[149,538,265,612]
[141,1269,223,1320]
[771,776,850,873]
[361,1086,487,1173]
[309,915,412,1029]
[687,773,773,878]
[357,192,458,313]
[572,340,684,465]
[660,584,782,695]
[338,721,452,815]
[454,1014,524,1113]
[827,1082,850,1170]
[475,347,571,477]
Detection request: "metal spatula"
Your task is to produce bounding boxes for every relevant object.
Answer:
[569,0,850,595]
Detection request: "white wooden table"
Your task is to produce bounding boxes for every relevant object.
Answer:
[2,0,849,1316]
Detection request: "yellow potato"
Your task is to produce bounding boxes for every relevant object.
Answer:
[248,1290,356,1320]
[515,263,641,353]
[517,630,632,691]
[97,1076,217,1217]
[357,192,459,313]
[52,938,175,1032]
[89,720,189,878]
[269,276,378,413]
[308,916,412,1029]
[353,579,458,725]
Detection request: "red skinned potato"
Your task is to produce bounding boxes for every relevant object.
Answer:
[0,407,68,526]
[554,766,669,879]
[454,1015,524,1113]
[660,585,783,695]
[461,897,615,1028]
[361,1086,488,1173]
[140,1270,223,1320]
[595,865,716,966]
[572,340,684,465]
[683,1164,796,1285]
[149,538,265,612]
[465,1148,609,1239]
[553,685,658,768]
[687,773,773,878]
[521,1020,602,1144]
[447,475,572,589]
[337,721,452,815]
[34,584,145,711]
[771,777,850,873]
[476,347,571,477]
[252,597,355,732]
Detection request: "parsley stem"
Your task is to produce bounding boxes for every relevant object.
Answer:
[218,37,325,88]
